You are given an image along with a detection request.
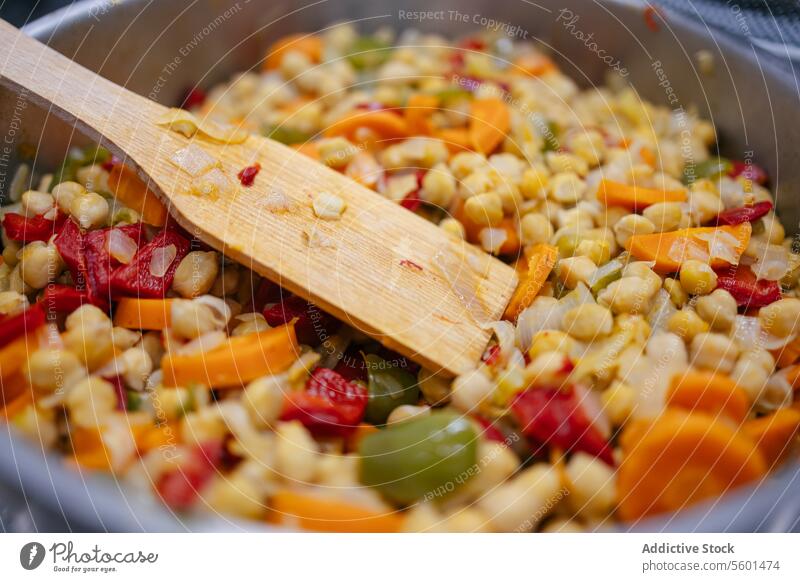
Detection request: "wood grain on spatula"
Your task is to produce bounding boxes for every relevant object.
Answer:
[0,20,518,376]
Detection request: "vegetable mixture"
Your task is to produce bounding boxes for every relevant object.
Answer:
[1,24,799,532]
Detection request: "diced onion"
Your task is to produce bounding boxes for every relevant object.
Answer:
[194,294,233,328]
[170,144,219,177]
[696,230,741,265]
[149,244,177,278]
[749,244,789,281]
[263,188,294,213]
[732,314,797,350]
[483,320,516,366]
[190,167,234,198]
[107,230,138,264]
[175,330,227,355]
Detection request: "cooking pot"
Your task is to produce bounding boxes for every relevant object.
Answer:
[0,0,798,532]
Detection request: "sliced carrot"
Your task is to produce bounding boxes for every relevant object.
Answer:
[626,222,751,273]
[503,244,558,321]
[405,94,439,135]
[742,408,800,467]
[271,490,403,532]
[0,329,43,381]
[324,110,410,142]
[161,323,298,388]
[107,164,168,227]
[640,147,657,168]
[468,98,510,155]
[617,411,767,521]
[434,127,472,154]
[291,142,320,160]
[496,217,521,256]
[113,298,173,330]
[774,336,800,368]
[1,373,31,418]
[263,33,323,70]
[667,370,750,423]
[598,179,686,211]
[512,53,557,76]
[135,421,180,454]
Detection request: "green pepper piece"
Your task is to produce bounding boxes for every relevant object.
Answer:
[363,354,420,425]
[435,87,472,105]
[541,120,560,152]
[589,259,623,295]
[263,125,312,145]
[48,145,111,191]
[359,411,477,505]
[126,389,142,412]
[682,156,731,185]
[347,36,392,70]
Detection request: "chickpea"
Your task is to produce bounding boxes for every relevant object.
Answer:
[464,192,504,226]
[613,214,655,247]
[25,348,84,392]
[2,240,20,267]
[66,377,117,428]
[695,289,738,331]
[519,166,549,200]
[317,137,357,168]
[664,277,688,307]
[555,256,597,289]
[275,420,318,482]
[520,213,554,246]
[575,238,611,265]
[66,304,111,332]
[51,181,85,213]
[8,264,32,295]
[417,368,451,406]
[0,290,29,316]
[211,265,240,297]
[451,368,493,412]
[690,332,740,374]
[759,298,800,338]
[597,276,655,314]
[731,354,770,402]
[679,260,718,295]
[119,346,153,391]
[666,309,709,340]
[547,172,586,204]
[421,163,456,207]
[70,191,109,229]
[642,201,683,232]
[688,190,723,225]
[387,404,430,425]
[565,452,616,517]
[170,299,219,340]
[19,242,63,289]
[546,152,589,176]
[242,375,287,428]
[561,303,613,341]
[172,251,220,298]
[21,190,55,217]
[622,262,662,296]
[449,151,488,180]
[601,381,636,425]
[62,323,115,371]
[439,217,466,239]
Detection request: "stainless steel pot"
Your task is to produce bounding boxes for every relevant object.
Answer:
[1,0,798,532]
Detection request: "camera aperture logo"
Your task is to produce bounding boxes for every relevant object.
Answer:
[19,541,158,574]
[20,542,46,570]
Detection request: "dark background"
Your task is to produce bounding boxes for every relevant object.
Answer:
[0,0,73,26]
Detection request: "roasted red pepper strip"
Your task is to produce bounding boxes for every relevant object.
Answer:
[54,218,88,290]
[716,264,781,308]
[2,212,65,243]
[729,160,768,185]
[83,223,146,300]
[0,303,46,349]
[263,295,339,346]
[41,284,93,313]
[110,229,190,298]
[279,368,367,436]
[511,387,614,466]
[156,441,224,510]
[716,201,773,226]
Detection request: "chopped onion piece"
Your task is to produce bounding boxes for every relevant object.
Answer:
[749,244,789,281]
[149,244,177,278]
[199,118,249,145]
[263,188,294,213]
[175,330,227,355]
[696,230,741,265]
[155,107,199,138]
[194,294,233,328]
[156,107,249,144]
[171,144,219,177]
[190,167,234,198]
[483,320,516,365]
[107,229,138,264]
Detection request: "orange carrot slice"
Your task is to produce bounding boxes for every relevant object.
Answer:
[107,164,168,227]
[667,370,749,423]
[263,33,323,70]
[0,329,42,381]
[291,142,320,160]
[113,298,173,330]
[774,336,800,368]
[598,179,686,211]
[1,372,31,417]
[617,411,767,521]
[743,408,800,467]
[503,244,558,321]
[271,490,403,532]
[626,222,751,273]
[405,94,439,135]
[468,98,510,155]
[161,324,298,388]
[324,110,410,142]
[434,127,472,154]
[496,217,521,256]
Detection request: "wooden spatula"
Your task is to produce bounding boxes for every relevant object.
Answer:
[0,20,518,376]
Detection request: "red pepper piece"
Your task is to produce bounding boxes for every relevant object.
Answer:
[84,223,146,300]
[333,351,369,383]
[729,160,768,185]
[110,229,190,298]
[399,170,427,212]
[262,295,339,346]
[2,212,65,243]
[41,284,93,313]
[54,218,88,290]
[716,264,782,308]
[474,415,507,443]
[716,200,773,226]
[511,387,614,466]
[0,303,46,349]
[482,344,501,366]
[181,86,207,110]
[280,368,367,437]
[237,163,261,187]
[156,441,224,510]
[250,278,284,311]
